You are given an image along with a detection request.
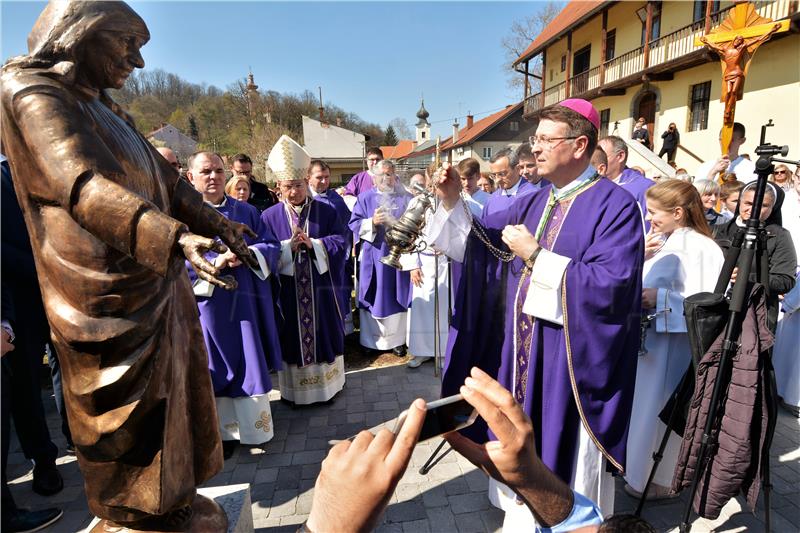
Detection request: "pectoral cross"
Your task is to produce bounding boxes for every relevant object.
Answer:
[695,2,788,155]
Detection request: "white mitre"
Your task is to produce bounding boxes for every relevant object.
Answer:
[267,135,311,182]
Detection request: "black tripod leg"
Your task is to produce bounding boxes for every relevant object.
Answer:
[419,439,453,475]
[636,400,682,516]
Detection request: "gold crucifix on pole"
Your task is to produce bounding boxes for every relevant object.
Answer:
[695,2,788,156]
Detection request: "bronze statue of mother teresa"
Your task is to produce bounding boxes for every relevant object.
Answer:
[0,2,257,530]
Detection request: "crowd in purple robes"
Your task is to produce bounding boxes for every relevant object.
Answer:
[441,175,644,484]
[349,188,413,321]
[312,188,354,316]
[186,196,283,399]
[261,200,349,367]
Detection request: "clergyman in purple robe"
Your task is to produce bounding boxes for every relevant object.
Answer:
[349,160,412,355]
[264,136,349,404]
[185,152,283,450]
[340,146,384,201]
[308,159,355,335]
[427,100,643,528]
[598,135,655,232]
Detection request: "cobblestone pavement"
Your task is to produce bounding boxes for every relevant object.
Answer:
[7,360,799,532]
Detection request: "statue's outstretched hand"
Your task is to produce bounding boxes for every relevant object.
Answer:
[178,231,238,290]
[216,219,259,271]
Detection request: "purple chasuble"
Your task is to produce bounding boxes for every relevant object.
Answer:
[348,188,412,318]
[442,177,643,483]
[186,196,282,397]
[262,199,348,367]
[343,170,375,197]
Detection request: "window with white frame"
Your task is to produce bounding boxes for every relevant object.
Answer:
[482,147,492,159]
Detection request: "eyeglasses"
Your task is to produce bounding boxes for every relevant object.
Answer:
[529,135,579,150]
[774,170,787,175]
[489,170,511,179]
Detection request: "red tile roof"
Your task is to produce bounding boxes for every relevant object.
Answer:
[515,0,606,65]
[380,139,417,160]
[412,103,523,157]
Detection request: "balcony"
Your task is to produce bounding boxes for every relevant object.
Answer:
[523,0,797,117]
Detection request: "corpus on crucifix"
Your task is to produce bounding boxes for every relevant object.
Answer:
[695,2,788,155]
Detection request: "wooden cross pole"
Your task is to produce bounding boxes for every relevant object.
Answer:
[695,2,788,156]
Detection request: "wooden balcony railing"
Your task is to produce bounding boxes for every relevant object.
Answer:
[568,65,602,95]
[544,81,567,106]
[524,91,543,116]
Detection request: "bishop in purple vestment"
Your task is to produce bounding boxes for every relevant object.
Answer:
[349,161,413,352]
[428,101,643,525]
[186,153,283,447]
[264,136,349,404]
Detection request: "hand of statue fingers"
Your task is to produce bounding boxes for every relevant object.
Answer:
[196,268,237,290]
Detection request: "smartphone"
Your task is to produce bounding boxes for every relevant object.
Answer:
[393,394,478,443]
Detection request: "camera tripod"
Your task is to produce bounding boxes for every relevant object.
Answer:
[635,121,795,532]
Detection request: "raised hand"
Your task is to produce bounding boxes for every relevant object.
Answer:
[435,163,461,209]
[178,231,237,290]
[445,367,574,527]
[306,399,427,532]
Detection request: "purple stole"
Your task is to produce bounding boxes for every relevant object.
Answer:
[513,177,600,405]
[287,200,315,367]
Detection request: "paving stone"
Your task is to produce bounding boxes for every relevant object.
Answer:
[284,434,307,451]
[463,469,488,492]
[258,452,293,468]
[301,463,321,480]
[250,482,275,503]
[268,489,298,518]
[276,465,302,490]
[295,490,315,515]
[480,506,505,532]
[426,507,457,530]
[254,467,279,484]
[308,415,328,427]
[230,462,258,484]
[292,449,327,466]
[385,501,428,523]
[401,518,430,532]
[454,510,487,533]
[448,491,490,514]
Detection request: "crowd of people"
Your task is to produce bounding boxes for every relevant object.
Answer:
[2,96,799,532]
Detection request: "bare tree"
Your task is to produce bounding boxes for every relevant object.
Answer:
[501,1,563,99]
[388,117,413,140]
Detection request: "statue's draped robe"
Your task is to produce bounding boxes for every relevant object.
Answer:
[430,172,643,521]
[187,197,282,443]
[262,200,348,404]
[0,70,223,522]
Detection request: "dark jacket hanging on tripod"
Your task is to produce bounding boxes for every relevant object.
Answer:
[671,284,775,519]
[714,186,797,329]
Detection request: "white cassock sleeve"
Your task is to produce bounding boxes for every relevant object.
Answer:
[248,245,271,280]
[310,238,329,275]
[654,288,686,333]
[521,249,571,326]
[279,240,294,275]
[427,200,472,263]
[359,219,377,244]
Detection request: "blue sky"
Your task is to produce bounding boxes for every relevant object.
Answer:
[2,1,544,138]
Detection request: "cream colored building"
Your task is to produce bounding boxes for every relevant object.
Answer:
[515,0,799,177]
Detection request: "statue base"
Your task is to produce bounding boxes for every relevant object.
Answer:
[87,484,251,533]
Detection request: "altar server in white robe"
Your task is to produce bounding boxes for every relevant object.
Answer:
[624,180,724,498]
[405,175,450,368]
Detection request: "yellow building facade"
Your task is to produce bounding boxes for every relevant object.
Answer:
[516,0,799,177]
